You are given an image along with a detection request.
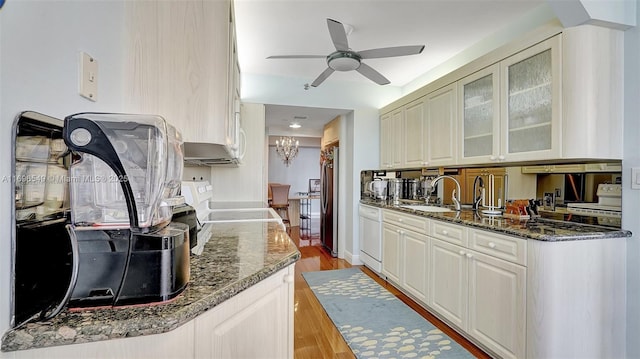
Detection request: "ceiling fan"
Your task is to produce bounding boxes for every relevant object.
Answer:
[267,18,425,87]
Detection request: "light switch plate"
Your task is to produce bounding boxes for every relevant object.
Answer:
[79,52,97,101]
[632,167,640,189]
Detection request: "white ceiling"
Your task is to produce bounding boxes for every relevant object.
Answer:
[234,0,546,137]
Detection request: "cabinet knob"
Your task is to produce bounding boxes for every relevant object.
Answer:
[442,230,448,235]
[283,274,294,283]
[466,253,473,258]
[490,156,497,161]
[459,250,465,256]
[398,218,403,222]
[488,242,496,248]
[498,155,505,161]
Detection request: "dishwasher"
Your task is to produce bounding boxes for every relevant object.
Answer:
[359,204,382,274]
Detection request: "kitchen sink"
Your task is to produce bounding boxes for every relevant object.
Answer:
[400,205,453,213]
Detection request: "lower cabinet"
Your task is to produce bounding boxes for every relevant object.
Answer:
[382,211,430,303]
[4,265,295,359]
[381,222,403,284]
[402,230,429,303]
[381,209,527,359]
[468,248,526,359]
[429,238,467,329]
[194,265,295,359]
[430,227,526,359]
[3,323,195,359]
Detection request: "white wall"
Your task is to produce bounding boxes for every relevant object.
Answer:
[625,1,640,356]
[210,103,267,202]
[0,0,125,340]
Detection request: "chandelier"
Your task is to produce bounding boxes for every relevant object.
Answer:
[275,136,299,167]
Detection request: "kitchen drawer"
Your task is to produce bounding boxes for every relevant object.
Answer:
[383,210,429,234]
[430,220,467,246]
[359,204,381,221]
[469,228,527,266]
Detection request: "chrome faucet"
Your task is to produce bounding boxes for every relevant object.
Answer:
[430,175,462,211]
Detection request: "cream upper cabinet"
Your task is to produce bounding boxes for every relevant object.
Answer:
[380,109,403,169]
[561,25,623,160]
[499,36,561,163]
[322,116,340,149]
[426,83,458,166]
[124,0,239,150]
[458,64,500,165]
[403,97,428,168]
[379,112,393,169]
[380,25,622,168]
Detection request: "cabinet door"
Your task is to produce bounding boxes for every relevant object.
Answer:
[500,36,561,162]
[426,83,458,166]
[402,230,429,304]
[458,65,500,165]
[382,223,402,283]
[403,97,427,168]
[390,108,404,168]
[429,238,467,330]
[468,250,526,359]
[194,266,294,359]
[125,0,231,145]
[380,113,393,169]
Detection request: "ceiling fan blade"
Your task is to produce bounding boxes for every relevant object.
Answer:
[358,45,425,59]
[267,55,326,59]
[327,18,349,51]
[356,63,390,85]
[311,67,335,87]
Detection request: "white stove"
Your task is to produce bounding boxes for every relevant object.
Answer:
[181,181,284,254]
[567,184,622,226]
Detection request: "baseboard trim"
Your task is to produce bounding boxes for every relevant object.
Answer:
[344,250,363,266]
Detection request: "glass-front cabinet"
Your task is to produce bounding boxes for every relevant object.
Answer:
[500,36,561,162]
[459,36,561,165]
[458,64,500,165]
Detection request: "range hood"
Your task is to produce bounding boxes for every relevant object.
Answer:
[183,142,239,166]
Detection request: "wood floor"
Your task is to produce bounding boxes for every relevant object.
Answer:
[290,220,491,359]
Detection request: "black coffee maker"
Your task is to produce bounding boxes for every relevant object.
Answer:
[11,111,190,328]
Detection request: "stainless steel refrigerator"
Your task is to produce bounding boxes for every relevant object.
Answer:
[320,146,338,257]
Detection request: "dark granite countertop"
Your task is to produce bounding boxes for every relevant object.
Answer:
[360,198,631,241]
[2,220,300,352]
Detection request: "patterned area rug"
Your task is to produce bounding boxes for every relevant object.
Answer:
[302,268,474,359]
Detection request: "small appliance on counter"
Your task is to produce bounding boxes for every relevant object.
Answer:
[11,111,190,328]
[360,170,389,200]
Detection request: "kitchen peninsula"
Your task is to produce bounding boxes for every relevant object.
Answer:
[361,198,630,358]
[1,220,299,358]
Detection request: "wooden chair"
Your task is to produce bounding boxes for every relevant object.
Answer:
[269,184,291,232]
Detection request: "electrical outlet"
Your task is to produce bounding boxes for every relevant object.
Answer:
[79,52,97,101]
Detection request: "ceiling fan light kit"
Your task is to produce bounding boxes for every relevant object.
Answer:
[267,18,425,87]
[328,51,361,71]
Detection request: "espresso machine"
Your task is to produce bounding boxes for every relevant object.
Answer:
[11,111,190,327]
